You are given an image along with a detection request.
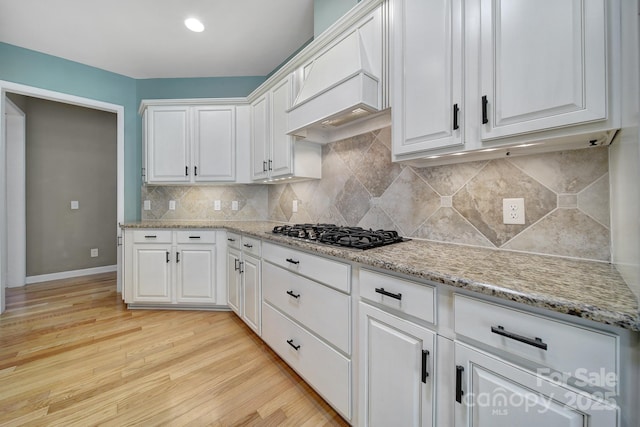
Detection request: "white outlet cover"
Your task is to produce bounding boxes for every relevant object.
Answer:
[169,200,176,210]
[214,200,221,211]
[70,200,79,210]
[232,201,239,211]
[292,200,298,213]
[503,198,525,225]
[90,248,98,257]
[143,200,151,210]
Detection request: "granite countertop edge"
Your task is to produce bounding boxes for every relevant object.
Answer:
[121,221,640,331]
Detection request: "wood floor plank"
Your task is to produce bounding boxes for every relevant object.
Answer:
[0,273,349,426]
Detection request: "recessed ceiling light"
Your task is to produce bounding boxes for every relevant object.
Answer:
[185,18,205,32]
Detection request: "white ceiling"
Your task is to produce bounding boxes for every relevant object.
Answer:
[0,0,314,79]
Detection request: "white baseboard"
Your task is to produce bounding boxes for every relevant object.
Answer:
[25,265,117,285]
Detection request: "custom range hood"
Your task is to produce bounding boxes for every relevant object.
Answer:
[286,10,385,142]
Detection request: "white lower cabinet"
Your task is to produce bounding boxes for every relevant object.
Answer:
[262,303,351,418]
[454,342,617,427]
[260,243,352,421]
[359,302,435,427]
[175,244,216,304]
[124,229,224,307]
[226,233,262,335]
[132,243,172,303]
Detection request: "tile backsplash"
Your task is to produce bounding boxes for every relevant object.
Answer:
[268,127,611,262]
[142,126,611,262]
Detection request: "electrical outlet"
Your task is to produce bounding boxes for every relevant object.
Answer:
[169,200,176,210]
[71,200,79,210]
[292,200,298,213]
[90,248,98,257]
[214,200,221,211]
[143,200,151,210]
[232,201,239,211]
[503,198,525,225]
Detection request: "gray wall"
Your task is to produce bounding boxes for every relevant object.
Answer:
[21,97,117,276]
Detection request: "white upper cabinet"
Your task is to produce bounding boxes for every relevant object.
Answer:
[392,0,619,164]
[479,0,606,140]
[143,103,240,184]
[192,106,235,181]
[270,76,294,177]
[251,74,321,182]
[392,0,463,154]
[146,106,190,183]
[251,93,270,181]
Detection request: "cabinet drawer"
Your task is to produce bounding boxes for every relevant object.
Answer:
[176,230,216,244]
[241,236,261,257]
[263,262,350,354]
[454,295,618,391]
[226,232,241,249]
[263,242,351,293]
[133,230,172,243]
[262,302,351,420]
[360,269,436,324]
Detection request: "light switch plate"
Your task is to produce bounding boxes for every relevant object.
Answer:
[232,201,239,211]
[292,200,298,213]
[71,200,79,210]
[169,200,176,210]
[214,200,221,211]
[143,200,151,210]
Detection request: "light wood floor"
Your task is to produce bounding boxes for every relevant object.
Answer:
[0,273,349,426]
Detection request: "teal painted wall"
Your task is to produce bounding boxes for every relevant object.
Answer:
[0,43,266,221]
[313,0,359,38]
[137,77,265,102]
[0,42,140,221]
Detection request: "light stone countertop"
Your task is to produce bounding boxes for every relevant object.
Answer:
[121,220,640,331]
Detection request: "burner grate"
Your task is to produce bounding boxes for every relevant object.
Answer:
[271,224,407,250]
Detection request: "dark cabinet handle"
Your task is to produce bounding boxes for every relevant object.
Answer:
[453,103,459,130]
[228,238,236,242]
[166,251,170,263]
[144,235,157,239]
[189,236,201,239]
[422,350,429,383]
[286,339,300,351]
[185,166,189,176]
[375,287,402,301]
[239,261,244,274]
[268,159,273,171]
[234,258,240,271]
[286,258,300,265]
[263,161,267,172]
[286,290,300,299]
[176,252,180,263]
[194,166,198,176]
[491,325,548,350]
[482,95,488,124]
[243,243,253,248]
[456,365,464,403]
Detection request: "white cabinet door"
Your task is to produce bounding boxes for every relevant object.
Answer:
[392,0,463,155]
[479,0,607,140]
[175,244,216,304]
[241,253,261,335]
[270,75,294,178]
[251,94,270,180]
[193,106,235,182]
[227,247,242,315]
[359,302,435,427]
[132,244,172,303]
[146,106,190,183]
[454,343,617,427]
